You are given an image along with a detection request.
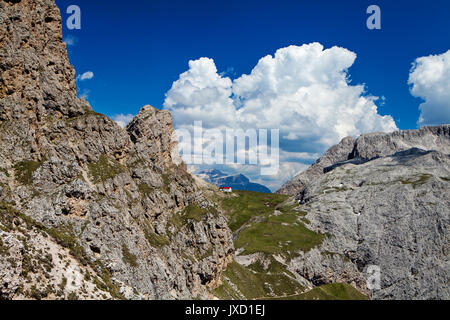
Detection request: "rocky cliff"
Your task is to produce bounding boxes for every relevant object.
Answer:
[277,126,450,299]
[0,0,233,300]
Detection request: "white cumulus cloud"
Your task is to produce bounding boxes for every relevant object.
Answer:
[232,43,397,149]
[77,71,94,81]
[164,58,237,130]
[408,50,450,126]
[164,43,398,190]
[111,114,135,128]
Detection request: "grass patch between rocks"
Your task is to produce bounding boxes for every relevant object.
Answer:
[235,212,324,258]
[221,191,288,232]
[88,155,126,184]
[214,261,304,300]
[122,244,138,267]
[14,159,44,185]
[399,173,432,188]
[266,283,368,300]
[182,204,209,222]
[138,183,153,196]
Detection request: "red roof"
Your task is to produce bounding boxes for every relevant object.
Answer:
[222,187,231,189]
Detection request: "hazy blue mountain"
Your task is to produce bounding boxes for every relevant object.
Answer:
[197,169,272,193]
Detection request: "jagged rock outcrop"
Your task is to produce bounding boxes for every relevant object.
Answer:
[278,126,450,299]
[0,0,233,300]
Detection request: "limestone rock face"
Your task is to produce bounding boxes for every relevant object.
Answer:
[0,0,81,120]
[0,0,233,300]
[278,126,450,299]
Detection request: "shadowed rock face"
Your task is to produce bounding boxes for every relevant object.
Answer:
[0,0,80,120]
[0,0,233,300]
[277,126,450,299]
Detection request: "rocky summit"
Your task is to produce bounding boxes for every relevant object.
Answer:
[0,0,233,300]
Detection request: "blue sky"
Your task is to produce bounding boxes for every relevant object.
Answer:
[55,0,450,190]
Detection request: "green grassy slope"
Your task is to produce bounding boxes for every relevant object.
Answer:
[214,261,305,300]
[214,190,367,300]
[221,191,288,232]
[268,283,368,300]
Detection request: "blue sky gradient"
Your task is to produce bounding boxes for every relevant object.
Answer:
[55,0,450,129]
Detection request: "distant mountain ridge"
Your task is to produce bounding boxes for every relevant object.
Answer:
[197,169,272,193]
